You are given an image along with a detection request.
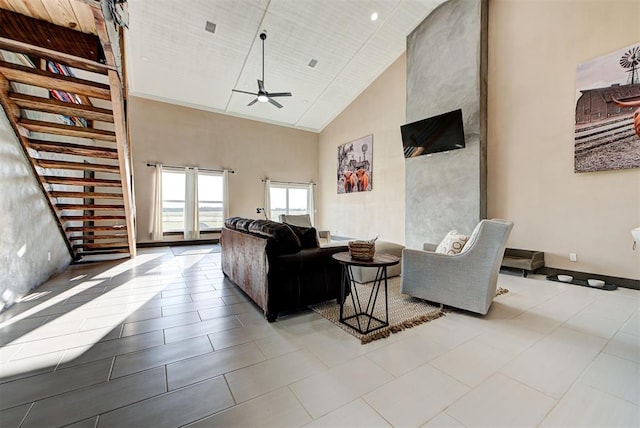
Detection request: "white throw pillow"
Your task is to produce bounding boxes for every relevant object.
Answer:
[435,230,469,255]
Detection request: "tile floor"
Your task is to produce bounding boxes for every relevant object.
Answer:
[0,247,638,427]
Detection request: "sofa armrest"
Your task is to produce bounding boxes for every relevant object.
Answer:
[273,245,348,270]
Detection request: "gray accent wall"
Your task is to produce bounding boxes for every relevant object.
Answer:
[0,105,71,312]
[405,0,487,249]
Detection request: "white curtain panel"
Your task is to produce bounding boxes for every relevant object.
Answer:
[184,167,199,240]
[308,182,315,226]
[222,169,230,221]
[263,178,271,220]
[151,164,163,241]
[264,179,271,220]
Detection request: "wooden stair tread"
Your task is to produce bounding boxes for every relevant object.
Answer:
[0,9,136,261]
[0,37,111,75]
[75,248,130,257]
[66,225,126,232]
[27,139,117,158]
[57,204,124,211]
[19,119,117,141]
[0,60,111,100]
[35,158,120,173]
[9,92,114,123]
[50,191,123,199]
[69,234,128,241]
[74,242,129,250]
[43,176,122,187]
[61,215,126,221]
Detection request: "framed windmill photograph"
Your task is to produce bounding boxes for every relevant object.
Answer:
[574,43,640,172]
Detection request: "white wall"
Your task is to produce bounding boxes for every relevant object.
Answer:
[128,96,319,243]
[318,0,639,280]
[488,0,640,279]
[0,106,71,310]
[318,55,407,243]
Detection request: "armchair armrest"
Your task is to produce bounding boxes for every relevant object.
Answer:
[318,230,331,242]
[423,243,438,252]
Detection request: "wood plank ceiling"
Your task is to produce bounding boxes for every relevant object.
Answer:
[0,0,136,261]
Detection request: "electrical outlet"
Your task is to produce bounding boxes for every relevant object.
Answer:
[569,253,577,262]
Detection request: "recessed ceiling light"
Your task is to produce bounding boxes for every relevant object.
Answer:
[205,21,217,34]
[371,12,378,21]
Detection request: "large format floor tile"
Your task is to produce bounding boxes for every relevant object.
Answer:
[499,326,608,398]
[187,387,312,427]
[363,364,469,427]
[365,332,450,377]
[540,383,640,427]
[429,337,513,387]
[0,358,112,410]
[166,342,266,390]
[0,403,31,428]
[445,373,556,427]
[303,399,391,427]
[578,352,639,405]
[20,367,167,427]
[97,376,234,428]
[57,330,165,369]
[0,247,637,427]
[111,336,213,378]
[225,349,326,403]
[290,356,393,418]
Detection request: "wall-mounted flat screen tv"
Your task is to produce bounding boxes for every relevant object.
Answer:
[401,108,465,158]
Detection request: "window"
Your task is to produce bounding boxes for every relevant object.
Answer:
[162,170,186,232]
[269,184,310,220]
[197,173,224,230]
[161,168,225,234]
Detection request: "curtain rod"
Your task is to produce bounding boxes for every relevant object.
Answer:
[146,163,234,174]
[262,179,316,186]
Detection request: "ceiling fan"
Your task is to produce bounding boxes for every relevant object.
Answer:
[232,32,292,108]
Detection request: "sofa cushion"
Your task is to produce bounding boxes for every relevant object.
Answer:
[224,217,243,230]
[248,220,301,254]
[235,218,255,232]
[284,223,319,249]
[436,230,469,255]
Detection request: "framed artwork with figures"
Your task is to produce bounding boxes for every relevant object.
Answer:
[337,135,373,194]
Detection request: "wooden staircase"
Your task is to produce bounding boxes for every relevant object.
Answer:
[0,3,136,260]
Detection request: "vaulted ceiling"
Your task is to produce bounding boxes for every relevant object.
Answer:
[125,0,446,132]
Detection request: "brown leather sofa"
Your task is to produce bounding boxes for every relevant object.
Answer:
[221,217,348,321]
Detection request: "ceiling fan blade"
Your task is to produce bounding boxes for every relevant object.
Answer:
[232,89,259,96]
[267,92,292,97]
[268,97,283,108]
[257,79,265,92]
[247,98,259,106]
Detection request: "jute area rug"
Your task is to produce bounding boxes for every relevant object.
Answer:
[311,276,443,344]
[311,276,509,345]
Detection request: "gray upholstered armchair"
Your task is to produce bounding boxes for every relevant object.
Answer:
[401,219,514,315]
[278,214,331,244]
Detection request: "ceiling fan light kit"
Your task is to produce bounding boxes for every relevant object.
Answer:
[231,32,292,108]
